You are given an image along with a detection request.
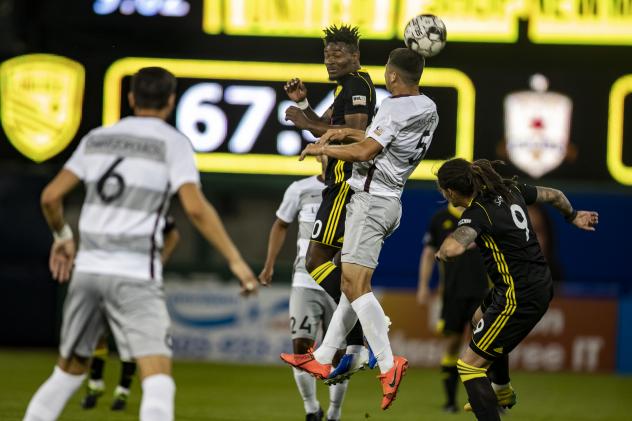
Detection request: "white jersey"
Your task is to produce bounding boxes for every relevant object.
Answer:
[348,95,439,197]
[275,175,325,290]
[64,116,200,282]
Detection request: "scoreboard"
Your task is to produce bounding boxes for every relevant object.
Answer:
[0,0,631,185]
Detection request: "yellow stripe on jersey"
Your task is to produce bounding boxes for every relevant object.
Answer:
[477,234,516,352]
[355,72,373,102]
[335,160,345,183]
[474,201,493,225]
[323,182,349,245]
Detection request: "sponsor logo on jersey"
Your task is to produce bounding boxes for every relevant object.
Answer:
[0,54,85,162]
[373,126,383,136]
[504,75,572,178]
[352,95,367,106]
[494,196,504,206]
[458,218,472,226]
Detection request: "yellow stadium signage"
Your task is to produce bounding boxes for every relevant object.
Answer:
[0,54,85,162]
[103,58,474,180]
[204,0,632,45]
[607,74,632,185]
[220,0,397,38]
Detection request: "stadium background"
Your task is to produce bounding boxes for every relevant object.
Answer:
[0,1,631,419]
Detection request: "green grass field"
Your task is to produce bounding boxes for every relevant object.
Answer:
[2,350,630,421]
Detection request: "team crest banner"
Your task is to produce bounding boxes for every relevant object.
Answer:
[0,54,85,162]
[504,90,572,178]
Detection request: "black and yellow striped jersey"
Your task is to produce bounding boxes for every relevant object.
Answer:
[458,184,552,297]
[325,69,376,186]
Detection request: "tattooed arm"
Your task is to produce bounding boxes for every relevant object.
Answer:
[535,186,599,231]
[436,226,478,262]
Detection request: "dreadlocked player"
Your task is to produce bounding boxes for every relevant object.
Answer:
[435,158,598,421]
[284,24,376,380]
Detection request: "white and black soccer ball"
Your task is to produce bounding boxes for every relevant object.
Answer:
[404,14,447,58]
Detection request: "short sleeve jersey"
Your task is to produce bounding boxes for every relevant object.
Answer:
[424,207,488,299]
[348,94,438,197]
[276,176,326,290]
[325,70,376,186]
[457,184,551,297]
[64,116,200,282]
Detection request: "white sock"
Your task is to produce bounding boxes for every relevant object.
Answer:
[292,368,319,414]
[140,374,175,421]
[313,294,357,364]
[345,345,363,354]
[351,292,394,374]
[23,366,85,421]
[492,382,511,392]
[327,380,348,420]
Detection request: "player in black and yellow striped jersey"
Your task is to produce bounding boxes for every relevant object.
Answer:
[284,24,376,357]
[435,158,598,421]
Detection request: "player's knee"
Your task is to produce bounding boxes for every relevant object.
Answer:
[57,354,90,375]
[456,358,488,383]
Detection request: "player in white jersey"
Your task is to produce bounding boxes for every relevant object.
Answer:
[259,158,349,421]
[282,48,438,410]
[24,67,259,421]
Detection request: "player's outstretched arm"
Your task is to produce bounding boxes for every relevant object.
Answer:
[178,183,259,295]
[318,127,366,145]
[259,218,290,286]
[535,186,599,231]
[417,245,436,304]
[299,137,382,162]
[436,226,477,262]
[41,169,81,283]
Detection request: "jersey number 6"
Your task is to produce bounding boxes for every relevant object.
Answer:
[97,157,126,203]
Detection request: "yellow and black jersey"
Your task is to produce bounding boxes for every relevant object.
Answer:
[458,184,551,297]
[324,69,376,187]
[424,206,488,299]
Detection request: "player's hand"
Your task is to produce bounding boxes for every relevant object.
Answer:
[318,128,348,145]
[285,106,310,129]
[284,78,307,102]
[572,210,599,231]
[299,143,324,161]
[258,266,273,286]
[49,239,76,283]
[416,285,431,305]
[229,259,259,297]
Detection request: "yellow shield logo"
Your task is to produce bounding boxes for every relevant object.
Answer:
[0,54,85,162]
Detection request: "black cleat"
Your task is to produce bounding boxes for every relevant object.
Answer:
[443,403,459,413]
[111,392,129,411]
[306,407,323,421]
[80,388,103,410]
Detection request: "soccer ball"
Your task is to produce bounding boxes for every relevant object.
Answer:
[404,14,447,58]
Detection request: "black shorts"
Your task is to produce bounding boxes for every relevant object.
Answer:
[310,182,353,249]
[439,295,482,335]
[470,286,553,360]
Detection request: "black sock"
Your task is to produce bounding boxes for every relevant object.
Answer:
[463,378,501,421]
[314,263,342,303]
[441,364,459,406]
[488,354,510,386]
[310,262,364,347]
[90,357,105,381]
[119,361,137,389]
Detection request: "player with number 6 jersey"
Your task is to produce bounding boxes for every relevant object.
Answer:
[434,158,598,421]
[24,67,259,421]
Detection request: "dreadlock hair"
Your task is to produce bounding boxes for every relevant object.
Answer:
[323,24,360,52]
[437,158,518,203]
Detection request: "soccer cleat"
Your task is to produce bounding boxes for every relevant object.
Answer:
[80,382,105,410]
[305,407,323,421]
[280,352,332,380]
[111,386,130,411]
[443,403,458,413]
[325,350,370,385]
[464,385,517,412]
[377,355,408,410]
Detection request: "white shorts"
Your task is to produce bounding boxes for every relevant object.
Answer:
[341,191,402,269]
[289,286,337,341]
[59,272,172,360]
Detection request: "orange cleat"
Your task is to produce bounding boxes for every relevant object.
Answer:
[280,352,332,380]
[378,355,408,410]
